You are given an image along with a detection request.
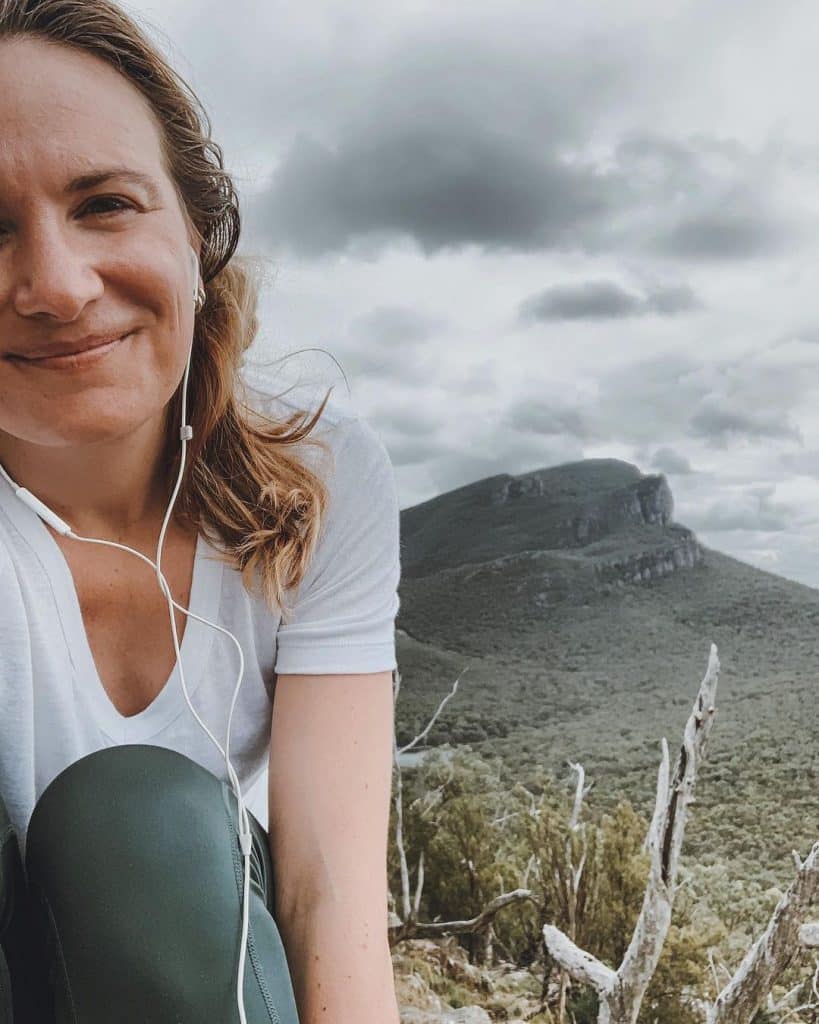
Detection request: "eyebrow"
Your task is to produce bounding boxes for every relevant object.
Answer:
[65,168,162,203]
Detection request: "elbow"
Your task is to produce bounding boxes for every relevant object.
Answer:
[268,835,389,932]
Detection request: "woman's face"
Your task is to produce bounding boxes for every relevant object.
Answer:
[0,37,199,449]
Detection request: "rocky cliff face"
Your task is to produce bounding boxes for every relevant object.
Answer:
[593,531,703,590]
[400,457,703,593]
[484,461,701,590]
[492,462,675,545]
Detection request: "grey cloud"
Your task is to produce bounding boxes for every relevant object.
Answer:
[338,344,436,386]
[240,63,812,264]
[248,121,810,263]
[367,405,442,469]
[448,360,502,398]
[780,450,819,474]
[645,284,700,314]
[594,345,812,447]
[685,486,790,533]
[179,4,642,174]
[247,126,617,260]
[425,433,586,498]
[688,395,803,446]
[501,397,601,442]
[342,304,444,384]
[386,437,444,469]
[520,280,642,321]
[651,447,694,475]
[652,206,793,260]
[378,388,591,495]
[594,352,709,444]
[519,279,699,322]
[379,406,440,439]
[341,308,498,394]
[783,325,819,345]
[227,20,655,260]
[171,4,815,266]
[351,305,443,346]
[611,133,807,260]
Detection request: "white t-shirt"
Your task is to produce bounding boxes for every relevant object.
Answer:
[0,378,401,858]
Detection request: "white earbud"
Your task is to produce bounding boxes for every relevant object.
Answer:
[188,245,205,317]
[188,244,199,302]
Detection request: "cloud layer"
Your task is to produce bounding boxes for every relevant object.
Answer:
[141,0,819,588]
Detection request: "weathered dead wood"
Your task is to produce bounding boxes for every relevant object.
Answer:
[391,888,536,943]
[542,642,721,1024]
[706,840,819,1024]
[800,922,819,948]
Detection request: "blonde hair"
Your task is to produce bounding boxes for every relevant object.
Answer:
[0,0,336,619]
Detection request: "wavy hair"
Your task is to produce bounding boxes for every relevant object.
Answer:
[0,0,336,619]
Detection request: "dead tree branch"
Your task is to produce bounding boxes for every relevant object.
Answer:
[389,666,532,949]
[541,642,721,1024]
[390,888,536,944]
[706,840,819,1024]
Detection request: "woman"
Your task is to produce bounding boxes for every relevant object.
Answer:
[0,1,402,1022]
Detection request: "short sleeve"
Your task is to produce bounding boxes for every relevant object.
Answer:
[273,414,402,675]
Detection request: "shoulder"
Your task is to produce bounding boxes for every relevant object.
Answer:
[240,373,394,485]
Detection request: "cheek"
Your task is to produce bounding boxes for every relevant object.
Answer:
[140,262,195,369]
[149,324,194,402]
[119,328,190,406]
[124,235,193,334]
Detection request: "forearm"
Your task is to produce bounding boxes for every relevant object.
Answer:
[276,902,400,1024]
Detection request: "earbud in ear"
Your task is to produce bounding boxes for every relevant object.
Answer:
[188,245,200,302]
[189,245,206,314]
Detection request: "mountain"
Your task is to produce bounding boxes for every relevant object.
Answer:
[394,459,819,886]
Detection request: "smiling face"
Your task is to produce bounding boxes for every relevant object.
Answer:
[0,36,199,449]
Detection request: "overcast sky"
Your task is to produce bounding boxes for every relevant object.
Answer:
[131,0,819,590]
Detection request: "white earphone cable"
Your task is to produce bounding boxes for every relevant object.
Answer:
[0,246,254,1023]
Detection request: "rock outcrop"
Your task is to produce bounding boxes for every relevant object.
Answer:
[400,457,703,595]
[593,530,703,589]
[393,938,538,1024]
[491,459,675,547]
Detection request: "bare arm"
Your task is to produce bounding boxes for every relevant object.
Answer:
[267,670,400,1024]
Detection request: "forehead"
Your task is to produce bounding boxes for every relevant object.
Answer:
[0,36,167,197]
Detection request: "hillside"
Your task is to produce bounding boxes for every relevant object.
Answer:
[393,459,819,889]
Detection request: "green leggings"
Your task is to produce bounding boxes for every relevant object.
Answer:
[0,744,300,1023]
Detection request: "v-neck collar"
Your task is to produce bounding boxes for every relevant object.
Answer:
[0,479,225,743]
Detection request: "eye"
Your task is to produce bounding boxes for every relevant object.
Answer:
[82,196,136,216]
[0,197,135,248]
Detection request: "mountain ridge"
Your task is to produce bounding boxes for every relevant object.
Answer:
[393,457,818,886]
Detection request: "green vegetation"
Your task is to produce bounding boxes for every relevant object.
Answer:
[395,545,819,891]
[389,746,817,1022]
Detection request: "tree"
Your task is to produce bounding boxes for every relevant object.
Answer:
[388,667,533,957]
[537,644,819,1024]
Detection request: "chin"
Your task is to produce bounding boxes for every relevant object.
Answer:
[39,401,157,448]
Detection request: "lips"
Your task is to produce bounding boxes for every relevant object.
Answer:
[9,333,130,360]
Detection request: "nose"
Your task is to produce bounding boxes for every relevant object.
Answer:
[9,220,105,321]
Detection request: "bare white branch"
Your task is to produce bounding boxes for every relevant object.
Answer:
[402,888,534,938]
[542,643,722,1024]
[397,667,467,755]
[706,840,819,1024]
[542,924,617,993]
[567,760,586,831]
[413,849,424,917]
